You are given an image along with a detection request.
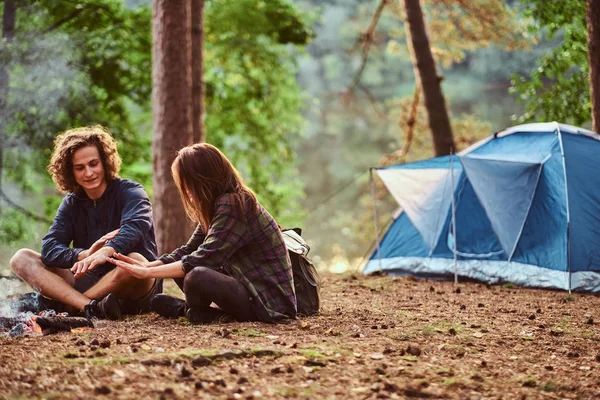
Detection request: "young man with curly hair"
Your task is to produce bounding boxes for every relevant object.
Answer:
[10,126,160,320]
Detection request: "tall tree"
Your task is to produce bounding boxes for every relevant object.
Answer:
[191,0,205,143]
[402,0,455,156]
[152,0,193,254]
[587,0,600,133]
[0,0,16,213]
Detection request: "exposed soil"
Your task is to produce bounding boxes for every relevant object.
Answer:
[1,272,599,399]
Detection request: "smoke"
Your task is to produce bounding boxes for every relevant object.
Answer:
[6,29,92,147]
[0,277,26,318]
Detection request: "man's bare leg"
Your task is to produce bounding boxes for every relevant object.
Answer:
[84,253,155,302]
[10,249,91,311]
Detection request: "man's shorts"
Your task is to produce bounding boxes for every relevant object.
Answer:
[73,263,163,315]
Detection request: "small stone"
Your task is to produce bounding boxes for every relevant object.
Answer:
[100,340,111,348]
[586,318,594,325]
[528,314,536,320]
[481,360,487,367]
[406,345,421,357]
[94,386,111,395]
[544,365,553,371]
[477,303,485,308]
[460,305,466,310]
[90,338,100,346]
[536,308,542,314]
[230,367,239,374]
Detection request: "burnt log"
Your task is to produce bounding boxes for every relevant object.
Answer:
[35,316,94,332]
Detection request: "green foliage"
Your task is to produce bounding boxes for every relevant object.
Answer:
[0,209,31,246]
[510,0,590,126]
[0,0,313,244]
[204,0,313,225]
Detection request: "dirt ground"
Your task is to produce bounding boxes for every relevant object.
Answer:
[1,272,599,400]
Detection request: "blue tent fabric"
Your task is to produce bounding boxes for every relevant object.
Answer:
[365,122,600,292]
[460,155,545,259]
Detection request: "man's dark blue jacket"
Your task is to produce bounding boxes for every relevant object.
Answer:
[41,178,157,268]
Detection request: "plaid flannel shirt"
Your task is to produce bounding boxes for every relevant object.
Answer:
[159,193,296,322]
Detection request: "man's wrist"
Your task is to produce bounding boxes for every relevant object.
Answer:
[77,249,89,261]
[99,246,116,258]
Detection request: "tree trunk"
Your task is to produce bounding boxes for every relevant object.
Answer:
[587,0,600,133]
[0,0,16,212]
[402,0,455,156]
[191,0,205,143]
[152,0,193,254]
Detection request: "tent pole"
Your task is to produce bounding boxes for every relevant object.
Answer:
[370,168,383,273]
[450,153,458,285]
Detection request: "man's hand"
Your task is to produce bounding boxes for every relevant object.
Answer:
[78,229,120,260]
[71,246,115,278]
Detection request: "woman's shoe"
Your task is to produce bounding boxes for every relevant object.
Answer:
[150,294,187,318]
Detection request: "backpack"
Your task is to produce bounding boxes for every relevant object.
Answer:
[281,228,321,316]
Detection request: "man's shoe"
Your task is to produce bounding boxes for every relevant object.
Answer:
[84,293,122,320]
[186,307,233,324]
[17,292,65,313]
[150,294,187,318]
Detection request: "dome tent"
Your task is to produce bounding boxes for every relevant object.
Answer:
[364,122,600,292]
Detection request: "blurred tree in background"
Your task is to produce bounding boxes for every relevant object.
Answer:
[510,0,590,127]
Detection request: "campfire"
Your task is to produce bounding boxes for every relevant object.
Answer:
[0,301,94,337]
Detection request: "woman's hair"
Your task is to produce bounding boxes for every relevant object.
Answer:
[171,143,257,229]
[47,125,121,193]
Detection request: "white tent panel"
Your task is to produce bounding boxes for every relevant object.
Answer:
[377,167,461,252]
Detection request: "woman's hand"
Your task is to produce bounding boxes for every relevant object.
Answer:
[107,255,151,279]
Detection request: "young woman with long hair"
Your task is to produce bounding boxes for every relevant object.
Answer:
[109,143,297,323]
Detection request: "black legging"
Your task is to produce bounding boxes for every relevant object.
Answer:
[178,266,258,321]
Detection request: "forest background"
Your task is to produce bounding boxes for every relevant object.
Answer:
[0,0,595,281]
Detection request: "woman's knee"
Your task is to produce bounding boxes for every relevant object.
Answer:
[183,266,211,294]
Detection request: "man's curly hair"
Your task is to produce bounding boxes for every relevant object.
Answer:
[47,125,122,193]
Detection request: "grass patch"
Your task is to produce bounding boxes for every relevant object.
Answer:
[273,387,299,396]
[441,377,464,387]
[299,349,326,360]
[420,321,463,336]
[64,356,131,366]
[539,381,557,392]
[503,283,514,289]
[564,294,576,302]
[235,328,266,337]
